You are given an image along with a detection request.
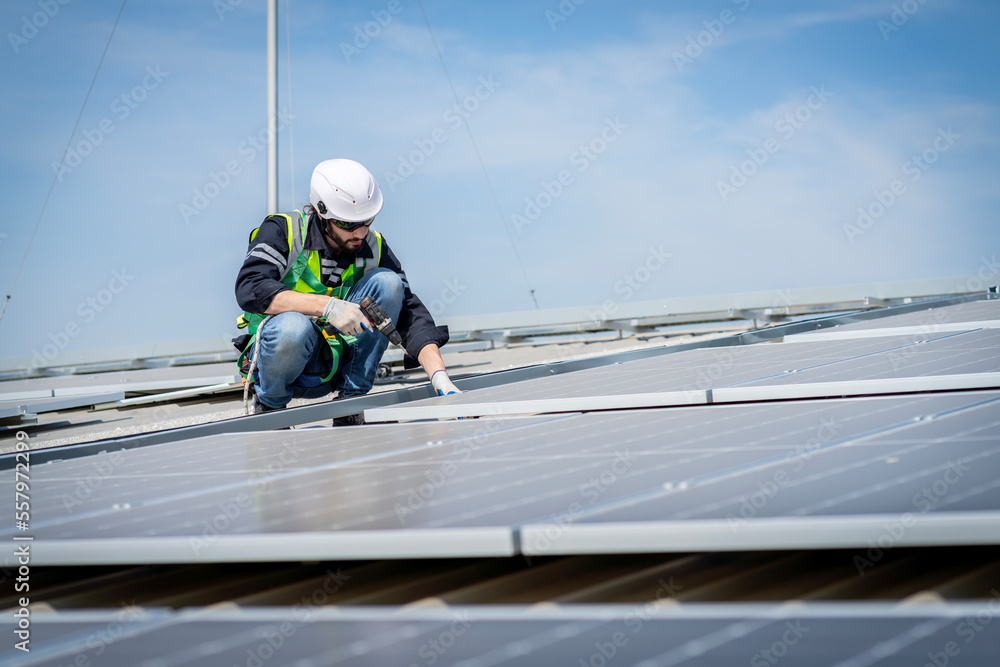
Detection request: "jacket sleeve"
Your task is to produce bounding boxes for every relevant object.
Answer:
[379,237,450,366]
[234,216,293,314]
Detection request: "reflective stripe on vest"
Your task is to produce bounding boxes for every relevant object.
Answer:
[243,211,383,330]
[236,212,383,382]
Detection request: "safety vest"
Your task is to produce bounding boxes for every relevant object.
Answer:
[236,210,383,384]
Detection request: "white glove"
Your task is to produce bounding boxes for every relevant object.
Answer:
[322,298,370,336]
[431,370,461,396]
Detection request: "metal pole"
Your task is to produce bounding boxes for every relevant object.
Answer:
[266,0,278,215]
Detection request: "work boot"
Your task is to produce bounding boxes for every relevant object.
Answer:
[333,412,365,427]
[250,393,284,415]
[249,394,293,429]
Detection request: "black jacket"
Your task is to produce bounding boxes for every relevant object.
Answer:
[235,213,449,367]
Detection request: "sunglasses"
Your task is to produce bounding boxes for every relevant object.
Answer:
[327,216,374,232]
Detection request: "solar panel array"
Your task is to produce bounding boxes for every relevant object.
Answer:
[6,389,998,564]
[4,298,1000,565]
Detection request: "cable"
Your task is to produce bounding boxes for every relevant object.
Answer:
[415,0,540,310]
[0,0,128,326]
[244,315,272,414]
[284,0,295,209]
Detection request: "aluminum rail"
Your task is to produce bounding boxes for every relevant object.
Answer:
[439,275,994,335]
[1,291,990,469]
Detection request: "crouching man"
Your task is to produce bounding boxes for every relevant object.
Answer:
[234,158,460,424]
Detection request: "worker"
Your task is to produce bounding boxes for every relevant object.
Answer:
[233,158,460,424]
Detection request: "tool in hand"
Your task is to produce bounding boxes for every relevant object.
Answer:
[358,296,402,346]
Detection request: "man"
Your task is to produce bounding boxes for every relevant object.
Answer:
[234,158,460,423]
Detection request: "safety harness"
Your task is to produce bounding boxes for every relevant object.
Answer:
[236,209,383,387]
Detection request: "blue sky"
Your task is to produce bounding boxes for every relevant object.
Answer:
[1,0,997,361]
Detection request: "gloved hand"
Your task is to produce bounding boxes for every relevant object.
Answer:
[431,369,461,396]
[322,297,371,336]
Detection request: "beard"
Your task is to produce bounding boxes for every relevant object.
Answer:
[323,223,364,255]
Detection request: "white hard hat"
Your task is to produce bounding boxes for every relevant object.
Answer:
[309,158,383,223]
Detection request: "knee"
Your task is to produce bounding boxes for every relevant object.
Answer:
[260,312,316,356]
[368,269,404,307]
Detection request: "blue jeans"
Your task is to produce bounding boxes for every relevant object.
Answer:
[252,268,404,409]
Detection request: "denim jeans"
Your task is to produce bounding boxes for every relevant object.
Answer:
[252,268,404,409]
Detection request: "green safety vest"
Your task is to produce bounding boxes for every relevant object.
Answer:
[236,209,383,384]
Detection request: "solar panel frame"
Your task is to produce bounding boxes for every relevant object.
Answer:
[520,512,1000,556]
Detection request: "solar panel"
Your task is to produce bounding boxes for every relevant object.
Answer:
[809,298,1000,332]
[0,362,240,401]
[12,416,563,534]
[6,392,998,565]
[741,328,1000,386]
[521,395,1000,555]
[462,332,962,401]
[783,322,1000,344]
[781,300,1000,343]
[366,329,1000,422]
[5,604,998,667]
[0,392,125,416]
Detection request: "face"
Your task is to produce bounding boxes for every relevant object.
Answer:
[323,218,371,254]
